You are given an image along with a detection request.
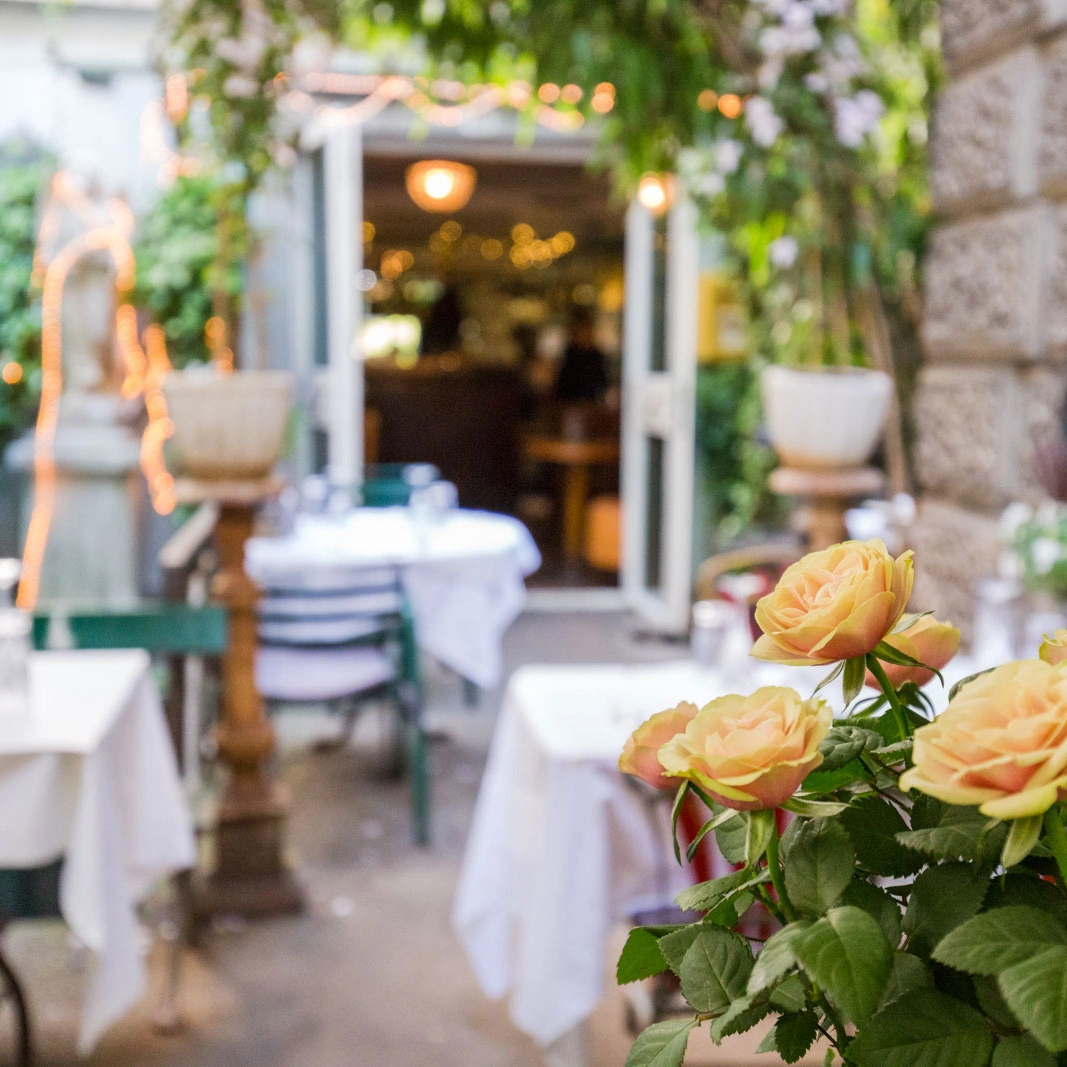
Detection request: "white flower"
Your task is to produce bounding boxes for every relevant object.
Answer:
[715,139,743,174]
[695,172,725,197]
[1001,502,1033,539]
[222,74,259,99]
[833,92,883,147]
[781,2,815,32]
[769,236,800,268]
[215,34,268,71]
[759,57,785,90]
[812,0,849,13]
[999,550,1023,581]
[745,96,784,147]
[1033,537,1062,575]
[804,72,829,92]
[760,26,787,57]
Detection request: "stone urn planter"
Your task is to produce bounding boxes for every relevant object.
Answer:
[162,368,293,479]
[761,364,893,470]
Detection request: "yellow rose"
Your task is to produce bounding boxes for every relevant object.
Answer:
[657,687,832,811]
[619,701,699,790]
[900,660,1067,819]
[752,539,914,666]
[1040,629,1067,666]
[865,614,960,688]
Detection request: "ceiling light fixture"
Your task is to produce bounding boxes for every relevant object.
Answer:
[405,159,477,213]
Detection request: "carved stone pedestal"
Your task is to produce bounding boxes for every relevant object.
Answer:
[176,476,303,918]
[769,466,886,551]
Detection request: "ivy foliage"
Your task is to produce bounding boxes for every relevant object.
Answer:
[0,141,53,452]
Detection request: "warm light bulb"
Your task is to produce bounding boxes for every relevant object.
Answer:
[424,168,456,200]
[637,173,672,214]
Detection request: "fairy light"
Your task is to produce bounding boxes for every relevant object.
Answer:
[1,362,22,385]
[140,324,175,515]
[204,315,234,373]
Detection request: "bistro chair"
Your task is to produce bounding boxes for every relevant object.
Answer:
[254,567,430,846]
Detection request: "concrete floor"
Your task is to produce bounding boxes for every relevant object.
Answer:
[6,612,823,1066]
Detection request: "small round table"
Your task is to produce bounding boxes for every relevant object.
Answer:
[768,465,886,550]
[522,434,620,566]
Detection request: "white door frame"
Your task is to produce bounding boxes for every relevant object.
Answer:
[620,195,698,634]
[322,120,364,488]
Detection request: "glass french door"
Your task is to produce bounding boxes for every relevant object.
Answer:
[620,195,698,634]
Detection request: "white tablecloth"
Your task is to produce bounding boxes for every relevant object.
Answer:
[245,508,542,687]
[0,650,196,1054]
[453,660,812,1049]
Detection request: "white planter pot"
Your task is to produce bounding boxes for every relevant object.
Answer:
[162,369,293,479]
[761,365,893,470]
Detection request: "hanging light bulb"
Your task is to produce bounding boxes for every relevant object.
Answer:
[405,160,477,213]
[637,172,674,215]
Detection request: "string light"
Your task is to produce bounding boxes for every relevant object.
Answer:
[1,362,22,385]
[718,93,743,119]
[140,324,175,515]
[637,173,673,215]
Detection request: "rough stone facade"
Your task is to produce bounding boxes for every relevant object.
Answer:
[914,0,1067,635]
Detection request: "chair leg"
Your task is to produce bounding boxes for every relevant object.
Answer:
[399,682,430,846]
[0,938,32,1066]
[462,676,480,708]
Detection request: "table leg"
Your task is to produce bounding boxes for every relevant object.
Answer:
[195,502,302,917]
[561,464,590,566]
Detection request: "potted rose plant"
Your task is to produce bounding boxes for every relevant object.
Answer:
[619,539,1067,1066]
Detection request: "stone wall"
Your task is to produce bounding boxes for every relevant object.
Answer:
[913,0,1067,632]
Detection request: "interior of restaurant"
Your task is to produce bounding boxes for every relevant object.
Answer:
[358,151,626,587]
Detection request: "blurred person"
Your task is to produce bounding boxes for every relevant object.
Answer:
[555,307,608,403]
[419,284,463,356]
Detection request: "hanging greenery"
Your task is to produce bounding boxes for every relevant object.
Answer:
[0,140,53,453]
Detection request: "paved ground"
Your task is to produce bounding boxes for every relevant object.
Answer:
[6,612,822,1066]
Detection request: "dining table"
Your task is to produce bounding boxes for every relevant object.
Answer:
[0,648,196,1055]
[245,506,541,689]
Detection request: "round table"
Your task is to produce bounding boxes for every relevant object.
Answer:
[522,434,620,565]
[245,508,541,688]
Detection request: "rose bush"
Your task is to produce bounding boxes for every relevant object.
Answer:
[617,538,1067,1067]
[655,688,831,811]
[900,659,1067,819]
[751,539,913,666]
[618,701,698,790]
[865,613,959,688]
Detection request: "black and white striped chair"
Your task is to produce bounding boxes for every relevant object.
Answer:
[254,567,430,844]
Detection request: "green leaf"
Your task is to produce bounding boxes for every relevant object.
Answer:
[818,724,883,773]
[676,926,753,1015]
[793,906,892,1025]
[984,872,1067,926]
[896,805,1006,865]
[707,994,770,1042]
[974,974,1020,1030]
[847,990,994,1067]
[992,1034,1056,1067]
[781,796,849,818]
[871,640,944,684]
[842,796,925,877]
[674,868,761,914]
[880,952,933,1008]
[782,818,855,916]
[770,974,808,1013]
[715,813,747,865]
[657,926,701,977]
[706,890,755,928]
[932,906,1067,976]
[903,863,990,954]
[775,1010,820,1064]
[745,808,775,866]
[617,927,669,985]
[1002,815,1043,868]
[624,1018,697,1067]
[685,806,741,862]
[841,880,902,948]
[747,921,812,995]
[669,782,691,865]
[814,660,846,696]
[803,759,868,793]
[997,946,1067,1052]
[843,655,866,705]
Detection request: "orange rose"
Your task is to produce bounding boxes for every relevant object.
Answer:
[1040,629,1067,666]
[618,701,699,790]
[900,660,1067,819]
[657,687,831,811]
[752,539,914,666]
[865,614,960,688]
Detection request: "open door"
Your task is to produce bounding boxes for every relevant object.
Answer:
[620,195,699,634]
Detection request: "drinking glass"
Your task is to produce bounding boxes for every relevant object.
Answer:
[0,559,31,717]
